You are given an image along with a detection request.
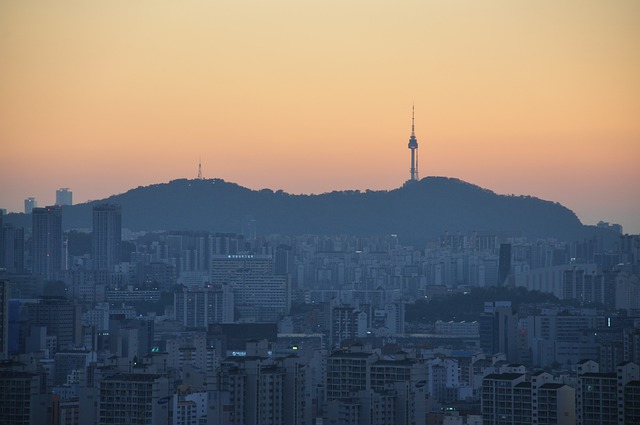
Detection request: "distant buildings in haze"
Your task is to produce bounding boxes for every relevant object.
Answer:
[24,197,37,214]
[92,204,122,272]
[55,188,72,206]
[31,205,63,280]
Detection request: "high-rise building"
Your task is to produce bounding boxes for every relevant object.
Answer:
[0,367,47,425]
[174,284,234,326]
[92,204,122,271]
[25,297,81,352]
[330,305,367,347]
[1,224,25,273]
[55,188,73,206]
[211,255,289,321]
[31,205,63,280]
[0,278,8,360]
[576,360,639,425]
[479,301,519,362]
[324,345,427,424]
[0,210,3,268]
[210,345,311,425]
[24,197,37,214]
[481,372,575,425]
[498,243,512,286]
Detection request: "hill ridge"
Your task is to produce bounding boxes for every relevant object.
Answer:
[3,177,612,245]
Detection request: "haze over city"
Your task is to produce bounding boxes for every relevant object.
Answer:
[3,3,640,424]
[1,0,639,232]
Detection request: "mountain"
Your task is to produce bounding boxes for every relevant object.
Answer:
[4,177,617,245]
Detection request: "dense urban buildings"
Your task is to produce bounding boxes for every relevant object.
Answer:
[0,180,639,424]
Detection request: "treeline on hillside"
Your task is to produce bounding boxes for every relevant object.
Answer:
[65,230,136,261]
[405,286,559,323]
[4,177,609,246]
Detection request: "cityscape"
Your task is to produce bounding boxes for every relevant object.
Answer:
[1,103,639,424]
[1,1,639,425]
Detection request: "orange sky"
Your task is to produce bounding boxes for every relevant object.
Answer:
[1,0,639,233]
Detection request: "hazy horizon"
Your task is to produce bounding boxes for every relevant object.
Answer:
[1,1,639,233]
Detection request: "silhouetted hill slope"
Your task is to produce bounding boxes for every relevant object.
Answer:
[5,177,618,245]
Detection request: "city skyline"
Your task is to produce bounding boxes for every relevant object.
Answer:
[1,1,639,232]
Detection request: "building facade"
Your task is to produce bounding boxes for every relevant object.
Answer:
[32,205,64,280]
[92,204,122,272]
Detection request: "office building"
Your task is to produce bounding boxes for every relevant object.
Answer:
[25,297,81,352]
[55,188,73,206]
[1,224,25,273]
[211,255,289,321]
[479,301,519,362]
[497,243,511,286]
[174,284,234,327]
[54,349,97,386]
[31,205,64,280]
[92,204,122,271]
[0,279,8,360]
[24,197,37,214]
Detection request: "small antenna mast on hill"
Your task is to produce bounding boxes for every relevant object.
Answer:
[197,158,203,180]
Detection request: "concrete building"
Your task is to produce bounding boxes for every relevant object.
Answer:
[24,197,37,214]
[0,278,8,360]
[325,345,427,424]
[535,382,575,425]
[0,361,52,425]
[479,301,519,362]
[25,297,81,352]
[210,346,311,425]
[172,389,207,425]
[330,305,367,347]
[481,373,530,425]
[92,204,122,272]
[211,255,289,321]
[55,188,73,206]
[1,224,25,273]
[576,360,639,425]
[31,205,64,280]
[174,284,234,327]
[325,344,379,401]
[98,373,169,425]
[54,350,97,386]
[435,320,479,336]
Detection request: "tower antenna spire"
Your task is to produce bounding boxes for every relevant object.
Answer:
[411,103,415,137]
[197,158,203,180]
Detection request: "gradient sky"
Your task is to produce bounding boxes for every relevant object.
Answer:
[1,0,639,233]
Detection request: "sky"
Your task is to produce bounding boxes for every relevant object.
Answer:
[1,0,639,233]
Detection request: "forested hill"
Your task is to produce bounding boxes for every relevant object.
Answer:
[5,177,616,245]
